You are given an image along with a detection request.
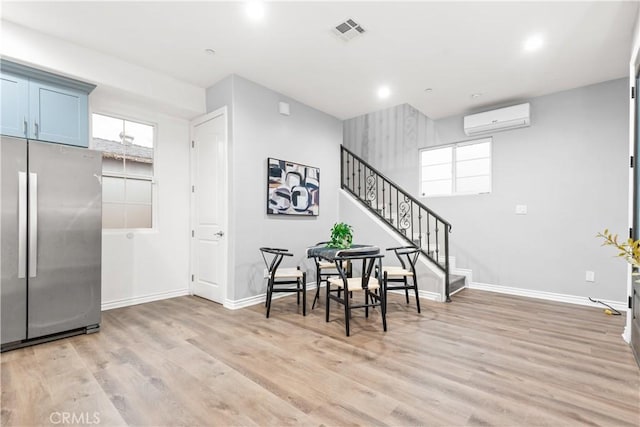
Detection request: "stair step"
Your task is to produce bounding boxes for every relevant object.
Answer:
[449,274,466,294]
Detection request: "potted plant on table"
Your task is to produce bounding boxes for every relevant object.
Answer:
[327,222,353,249]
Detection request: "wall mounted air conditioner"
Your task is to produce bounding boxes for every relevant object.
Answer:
[463,103,530,136]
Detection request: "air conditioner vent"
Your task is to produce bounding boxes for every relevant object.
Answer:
[333,18,366,42]
[336,22,351,34]
[463,103,531,136]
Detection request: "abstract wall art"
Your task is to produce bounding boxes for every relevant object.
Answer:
[267,158,319,216]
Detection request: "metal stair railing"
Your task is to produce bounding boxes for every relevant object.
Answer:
[340,145,453,302]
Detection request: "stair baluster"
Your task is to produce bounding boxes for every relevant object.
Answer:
[340,145,453,301]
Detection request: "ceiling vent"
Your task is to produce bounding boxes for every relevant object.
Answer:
[332,18,365,42]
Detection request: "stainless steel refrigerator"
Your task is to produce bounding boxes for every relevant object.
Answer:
[1,136,102,351]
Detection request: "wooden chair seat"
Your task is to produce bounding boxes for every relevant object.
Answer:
[328,277,380,291]
[325,247,387,336]
[382,266,413,277]
[319,260,350,269]
[273,268,304,279]
[309,242,351,310]
[259,247,306,318]
[382,246,421,313]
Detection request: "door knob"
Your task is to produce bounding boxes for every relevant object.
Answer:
[214,231,225,237]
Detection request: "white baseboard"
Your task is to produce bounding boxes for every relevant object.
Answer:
[468,282,627,311]
[622,325,631,344]
[224,282,321,310]
[102,288,190,311]
[224,294,267,310]
[418,289,441,301]
[451,267,472,285]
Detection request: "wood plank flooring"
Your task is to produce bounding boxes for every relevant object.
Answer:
[1,290,638,426]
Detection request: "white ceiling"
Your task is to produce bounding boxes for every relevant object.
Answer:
[2,1,638,120]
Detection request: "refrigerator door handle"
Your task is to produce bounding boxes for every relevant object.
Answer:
[18,171,27,279]
[29,172,38,278]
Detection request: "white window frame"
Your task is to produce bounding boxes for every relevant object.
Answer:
[90,111,158,232]
[419,137,492,197]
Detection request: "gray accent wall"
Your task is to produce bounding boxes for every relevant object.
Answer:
[344,78,629,302]
[343,104,433,193]
[206,75,342,301]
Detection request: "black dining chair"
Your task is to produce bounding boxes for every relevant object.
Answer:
[310,241,351,309]
[381,246,421,313]
[259,247,307,318]
[326,247,386,336]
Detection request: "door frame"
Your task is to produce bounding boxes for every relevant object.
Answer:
[626,46,640,355]
[189,106,229,304]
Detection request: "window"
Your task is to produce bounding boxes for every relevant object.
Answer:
[91,113,154,229]
[420,138,491,197]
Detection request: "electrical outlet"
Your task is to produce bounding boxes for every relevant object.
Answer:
[515,205,527,215]
[585,271,595,282]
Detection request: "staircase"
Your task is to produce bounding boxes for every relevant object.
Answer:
[340,145,462,301]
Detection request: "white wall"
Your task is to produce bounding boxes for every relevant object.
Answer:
[206,75,343,302]
[1,21,205,119]
[345,79,630,304]
[428,79,629,303]
[1,22,195,310]
[92,88,191,309]
[339,191,444,299]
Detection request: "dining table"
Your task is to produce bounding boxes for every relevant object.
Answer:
[306,244,380,261]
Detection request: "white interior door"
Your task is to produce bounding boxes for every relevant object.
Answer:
[190,108,228,304]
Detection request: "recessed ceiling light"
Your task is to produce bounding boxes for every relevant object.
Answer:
[204,48,216,55]
[377,86,391,99]
[471,93,483,99]
[523,34,544,52]
[245,1,265,21]
[424,88,433,93]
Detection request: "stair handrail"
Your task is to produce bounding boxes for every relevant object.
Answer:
[340,144,453,302]
[341,146,452,229]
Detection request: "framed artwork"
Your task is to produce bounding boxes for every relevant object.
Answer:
[267,158,319,216]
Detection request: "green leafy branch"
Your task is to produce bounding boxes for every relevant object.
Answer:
[597,229,640,278]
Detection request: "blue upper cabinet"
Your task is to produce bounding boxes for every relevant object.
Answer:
[1,72,29,138]
[0,60,95,147]
[29,82,88,147]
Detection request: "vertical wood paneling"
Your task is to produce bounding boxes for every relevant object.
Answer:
[343,104,430,193]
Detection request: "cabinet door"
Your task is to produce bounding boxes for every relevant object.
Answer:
[29,81,88,147]
[0,72,29,138]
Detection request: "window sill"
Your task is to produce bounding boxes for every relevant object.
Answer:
[102,228,158,236]
[420,192,491,199]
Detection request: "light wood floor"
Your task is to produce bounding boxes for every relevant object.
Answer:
[1,290,639,426]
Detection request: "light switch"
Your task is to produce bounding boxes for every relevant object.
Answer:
[279,101,290,116]
[586,271,595,282]
[515,205,528,215]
